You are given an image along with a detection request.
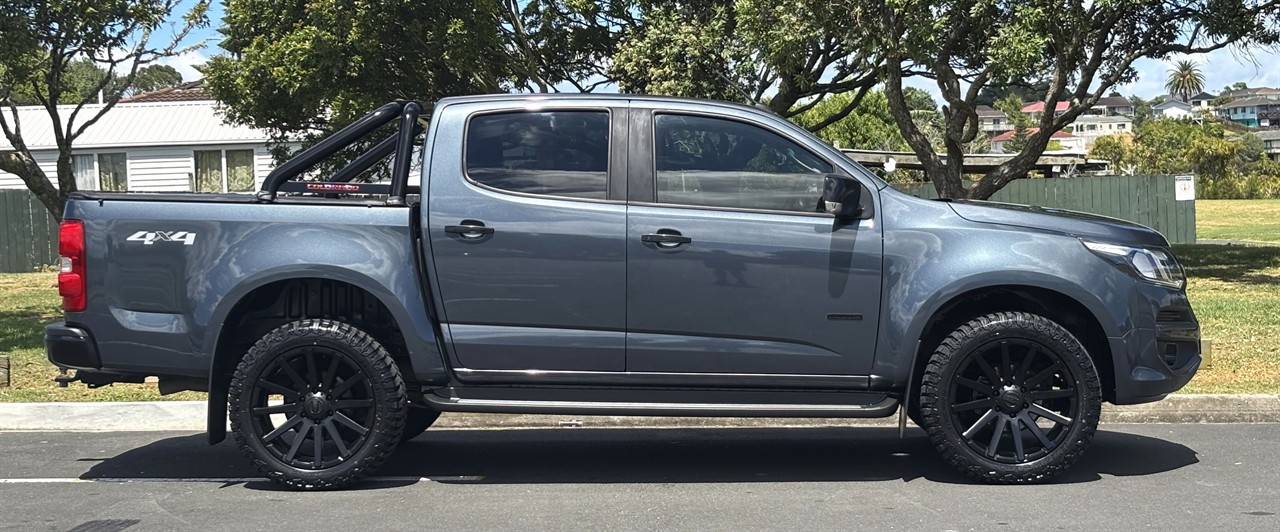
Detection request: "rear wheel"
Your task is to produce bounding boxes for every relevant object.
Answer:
[919,312,1101,483]
[229,319,406,490]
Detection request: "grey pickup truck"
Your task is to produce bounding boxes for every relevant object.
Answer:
[47,95,1199,489]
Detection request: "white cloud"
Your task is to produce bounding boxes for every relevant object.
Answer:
[157,49,209,83]
[1120,47,1280,99]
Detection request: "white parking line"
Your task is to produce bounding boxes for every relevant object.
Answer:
[0,475,484,484]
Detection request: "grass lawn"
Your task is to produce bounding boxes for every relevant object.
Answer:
[1174,244,1280,393]
[1197,199,1280,244]
[0,272,202,402]
[1,200,1278,400]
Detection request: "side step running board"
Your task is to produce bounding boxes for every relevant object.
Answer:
[423,394,900,418]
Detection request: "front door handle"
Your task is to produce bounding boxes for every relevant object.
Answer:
[641,229,691,248]
[445,220,494,239]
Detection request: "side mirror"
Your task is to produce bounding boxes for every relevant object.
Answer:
[821,174,864,220]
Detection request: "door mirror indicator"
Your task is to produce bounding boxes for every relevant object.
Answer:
[821,174,864,220]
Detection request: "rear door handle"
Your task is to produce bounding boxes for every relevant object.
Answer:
[445,220,494,239]
[641,229,691,247]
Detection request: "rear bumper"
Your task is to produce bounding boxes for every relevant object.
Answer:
[46,322,101,371]
[1108,319,1201,405]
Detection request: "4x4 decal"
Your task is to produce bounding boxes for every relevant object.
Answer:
[126,230,197,246]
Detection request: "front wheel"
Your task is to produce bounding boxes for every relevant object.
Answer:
[919,312,1102,483]
[229,320,407,490]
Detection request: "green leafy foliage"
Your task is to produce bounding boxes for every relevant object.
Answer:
[794,91,907,151]
[0,0,208,219]
[1089,118,1280,199]
[610,0,882,124]
[875,0,1280,199]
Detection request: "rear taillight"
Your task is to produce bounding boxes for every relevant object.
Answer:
[58,220,86,312]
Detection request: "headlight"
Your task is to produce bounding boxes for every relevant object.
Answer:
[1082,240,1185,288]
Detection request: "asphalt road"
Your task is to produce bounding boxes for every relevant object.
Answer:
[0,424,1276,531]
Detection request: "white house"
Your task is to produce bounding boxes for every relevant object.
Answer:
[1067,115,1133,147]
[1153,99,1194,119]
[0,89,285,194]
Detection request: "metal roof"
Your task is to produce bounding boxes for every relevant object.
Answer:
[1219,96,1280,109]
[1153,99,1192,109]
[0,100,271,151]
[119,80,212,103]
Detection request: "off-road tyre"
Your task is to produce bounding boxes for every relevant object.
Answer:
[229,319,406,490]
[919,311,1102,484]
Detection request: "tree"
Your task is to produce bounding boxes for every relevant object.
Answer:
[610,1,885,131]
[5,61,185,105]
[130,64,184,94]
[205,0,634,171]
[874,0,1280,199]
[0,0,208,220]
[793,91,907,151]
[1165,59,1206,101]
[1130,95,1155,128]
[205,1,511,142]
[501,1,637,93]
[994,94,1035,153]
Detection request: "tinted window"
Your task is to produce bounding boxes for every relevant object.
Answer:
[654,114,832,212]
[465,111,609,199]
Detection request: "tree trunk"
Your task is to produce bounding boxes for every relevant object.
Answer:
[882,61,969,199]
[0,151,65,221]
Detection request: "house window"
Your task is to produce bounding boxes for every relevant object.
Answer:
[1118,123,1127,131]
[194,149,256,193]
[70,153,127,191]
[97,153,127,191]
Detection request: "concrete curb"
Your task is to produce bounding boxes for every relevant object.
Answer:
[2,394,1279,431]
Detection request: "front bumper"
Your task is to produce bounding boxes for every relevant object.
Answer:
[46,322,101,371]
[1108,313,1201,404]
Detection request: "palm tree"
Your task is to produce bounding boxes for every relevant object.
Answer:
[1165,60,1206,102]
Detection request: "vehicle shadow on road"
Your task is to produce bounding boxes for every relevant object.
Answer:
[80,426,1198,489]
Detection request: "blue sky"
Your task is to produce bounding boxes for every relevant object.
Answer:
[167,2,1280,102]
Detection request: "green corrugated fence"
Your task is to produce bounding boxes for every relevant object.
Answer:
[0,175,1195,272]
[893,175,1196,244]
[0,189,59,273]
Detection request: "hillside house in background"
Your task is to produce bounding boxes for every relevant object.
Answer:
[1021,101,1070,117]
[990,128,1085,154]
[1217,97,1280,128]
[1067,115,1133,146]
[1088,96,1134,117]
[1153,99,1195,119]
[0,83,292,194]
[1187,92,1217,111]
[976,105,1012,135]
[1218,87,1280,102]
[1260,130,1280,161]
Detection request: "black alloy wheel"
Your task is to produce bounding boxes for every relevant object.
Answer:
[919,312,1102,483]
[230,320,406,490]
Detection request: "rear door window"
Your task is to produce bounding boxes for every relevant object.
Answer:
[465,111,610,199]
